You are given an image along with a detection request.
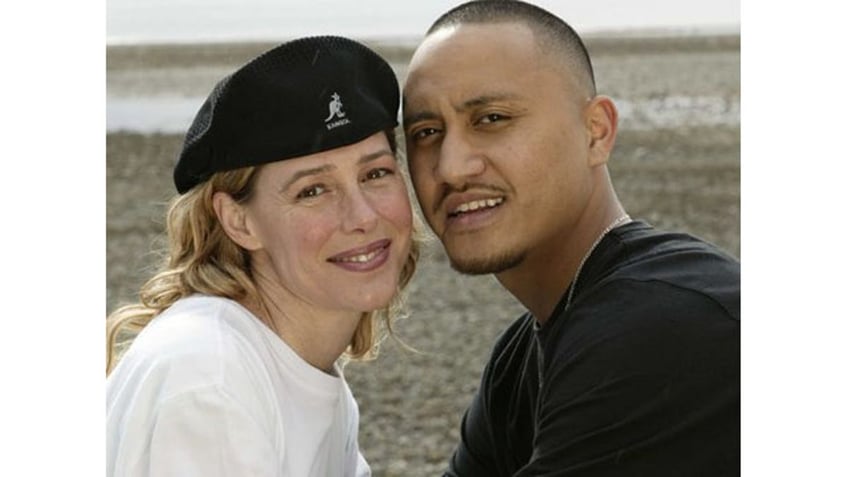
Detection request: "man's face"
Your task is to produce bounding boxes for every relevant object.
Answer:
[403,22,596,274]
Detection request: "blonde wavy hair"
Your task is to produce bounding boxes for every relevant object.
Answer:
[106,131,421,374]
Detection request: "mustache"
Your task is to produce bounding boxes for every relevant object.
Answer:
[435,182,509,215]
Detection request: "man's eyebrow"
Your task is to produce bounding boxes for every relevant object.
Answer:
[403,110,439,127]
[460,93,524,110]
[403,92,525,126]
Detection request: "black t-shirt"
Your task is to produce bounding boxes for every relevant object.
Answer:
[446,221,740,476]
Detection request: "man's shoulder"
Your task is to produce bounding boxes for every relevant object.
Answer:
[542,278,739,396]
[574,278,739,333]
[609,221,738,268]
[596,221,740,321]
[541,277,739,385]
[545,221,741,368]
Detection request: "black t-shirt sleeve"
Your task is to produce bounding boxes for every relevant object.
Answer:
[445,392,497,477]
[446,316,537,477]
[516,279,739,476]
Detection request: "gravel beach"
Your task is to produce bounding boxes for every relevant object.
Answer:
[107,34,739,476]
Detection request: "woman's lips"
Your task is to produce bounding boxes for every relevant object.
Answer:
[327,239,392,272]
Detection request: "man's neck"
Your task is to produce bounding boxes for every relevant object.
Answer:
[496,188,626,324]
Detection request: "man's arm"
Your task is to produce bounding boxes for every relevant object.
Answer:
[446,314,538,477]
[444,393,501,477]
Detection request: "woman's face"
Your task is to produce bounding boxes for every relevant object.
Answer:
[242,132,413,315]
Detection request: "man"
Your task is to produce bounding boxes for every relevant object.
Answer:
[402,1,740,475]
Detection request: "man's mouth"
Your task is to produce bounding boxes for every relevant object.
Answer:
[448,197,504,218]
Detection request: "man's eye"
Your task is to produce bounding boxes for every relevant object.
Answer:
[296,185,325,199]
[478,113,507,124]
[412,127,439,140]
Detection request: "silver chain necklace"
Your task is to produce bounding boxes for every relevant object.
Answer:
[537,213,632,388]
[564,214,632,310]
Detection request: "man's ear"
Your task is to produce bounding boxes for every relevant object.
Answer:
[585,95,618,167]
[212,192,262,251]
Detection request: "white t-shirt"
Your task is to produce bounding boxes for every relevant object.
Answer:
[106,295,370,477]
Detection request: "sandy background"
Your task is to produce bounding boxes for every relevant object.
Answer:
[107,34,739,475]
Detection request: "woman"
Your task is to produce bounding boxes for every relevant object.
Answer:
[106,36,419,476]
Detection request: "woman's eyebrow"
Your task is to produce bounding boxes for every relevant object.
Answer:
[358,149,393,165]
[281,164,335,192]
[279,149,392,192]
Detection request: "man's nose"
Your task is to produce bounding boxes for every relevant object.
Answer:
[435,130,486,188]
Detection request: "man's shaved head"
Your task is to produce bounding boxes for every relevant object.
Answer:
[426,0,597,97]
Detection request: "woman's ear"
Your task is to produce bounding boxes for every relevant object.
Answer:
[212,192,263,251]
[585,95,619,167]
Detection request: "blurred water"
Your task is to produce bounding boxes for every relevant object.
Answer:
[106,32,740,134]
[107,96,201,133]
[106,95,740,134]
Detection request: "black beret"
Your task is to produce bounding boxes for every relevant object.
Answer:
[173,36,400,194]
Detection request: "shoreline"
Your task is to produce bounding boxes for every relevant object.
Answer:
[107,33,740,70]
[106,26,739,46]
[107,34,740,134]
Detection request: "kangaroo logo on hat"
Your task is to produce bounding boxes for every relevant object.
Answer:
[325,92,346,122]
[325,92,352,130]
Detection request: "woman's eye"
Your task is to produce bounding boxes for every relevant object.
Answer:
[365,168,393,181]
[296,184,325,199]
